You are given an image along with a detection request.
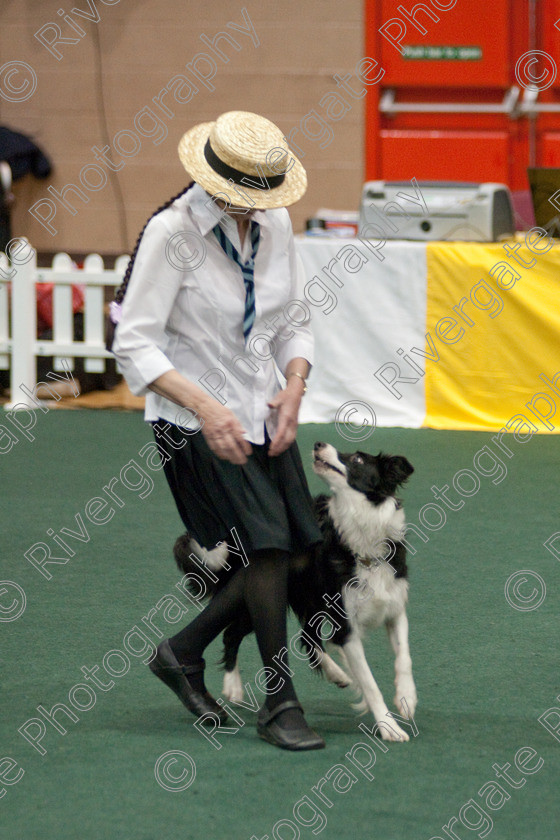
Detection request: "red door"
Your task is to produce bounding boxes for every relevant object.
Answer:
[365,0,560,193]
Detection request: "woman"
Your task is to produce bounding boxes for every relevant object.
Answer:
[112,111,324,751]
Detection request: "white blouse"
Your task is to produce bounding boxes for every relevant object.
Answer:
[112,183,314,444]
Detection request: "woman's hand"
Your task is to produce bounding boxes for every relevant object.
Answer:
[148,370,252,465]
[199,400,253,464]
[267,380,304,457]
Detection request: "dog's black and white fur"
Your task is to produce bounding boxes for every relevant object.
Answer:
[174,442,417,742]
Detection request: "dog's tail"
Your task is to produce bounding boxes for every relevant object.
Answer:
[173,531,234,599]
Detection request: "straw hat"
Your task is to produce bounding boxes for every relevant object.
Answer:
[177,111,307,209]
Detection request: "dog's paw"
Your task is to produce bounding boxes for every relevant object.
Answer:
[222,667,244,703]
[378,716,410,742]
[394,679,417,718]
[351,698,369,715]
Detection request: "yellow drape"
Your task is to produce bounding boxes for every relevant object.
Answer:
[424,241,560,432]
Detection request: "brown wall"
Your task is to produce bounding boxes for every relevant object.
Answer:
[0,0,365,256]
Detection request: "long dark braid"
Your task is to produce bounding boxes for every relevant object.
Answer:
[106,182,195,350]
[114,181,195,304]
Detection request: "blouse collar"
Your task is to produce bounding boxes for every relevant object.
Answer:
[187,182,269,237]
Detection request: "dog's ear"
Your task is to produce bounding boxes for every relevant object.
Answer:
[392,456,414,483]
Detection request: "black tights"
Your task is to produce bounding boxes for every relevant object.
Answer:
[168,549,298,714]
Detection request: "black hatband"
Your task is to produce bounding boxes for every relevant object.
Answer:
[203,139,285,190]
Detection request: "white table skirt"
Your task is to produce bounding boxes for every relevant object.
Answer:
[295,236,428,429]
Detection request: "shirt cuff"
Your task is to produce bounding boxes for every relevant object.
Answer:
[274,337,314,376]
[114,344,175,396]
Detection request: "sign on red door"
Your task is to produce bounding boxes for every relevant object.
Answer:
[365,0,560,190]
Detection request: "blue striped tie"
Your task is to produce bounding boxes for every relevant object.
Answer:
[213,221,261,343]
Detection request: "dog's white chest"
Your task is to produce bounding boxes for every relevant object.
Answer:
[342,563,408,632]
[329,496,406,561]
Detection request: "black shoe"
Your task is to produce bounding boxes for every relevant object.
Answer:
[257,700,325,751]
[149,640,229,725]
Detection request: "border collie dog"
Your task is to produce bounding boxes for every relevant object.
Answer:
[174,442,417,742]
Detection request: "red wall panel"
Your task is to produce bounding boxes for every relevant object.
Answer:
[364,0,559,191]
[380,131,510,181]
[378,0,511,87]
[541,133,560,165]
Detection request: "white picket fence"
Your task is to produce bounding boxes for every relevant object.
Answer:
[0,242,130,410]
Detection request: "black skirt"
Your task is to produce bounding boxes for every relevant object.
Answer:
[153,420,322,555]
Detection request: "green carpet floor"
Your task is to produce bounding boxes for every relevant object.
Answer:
[1,412,559,840]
